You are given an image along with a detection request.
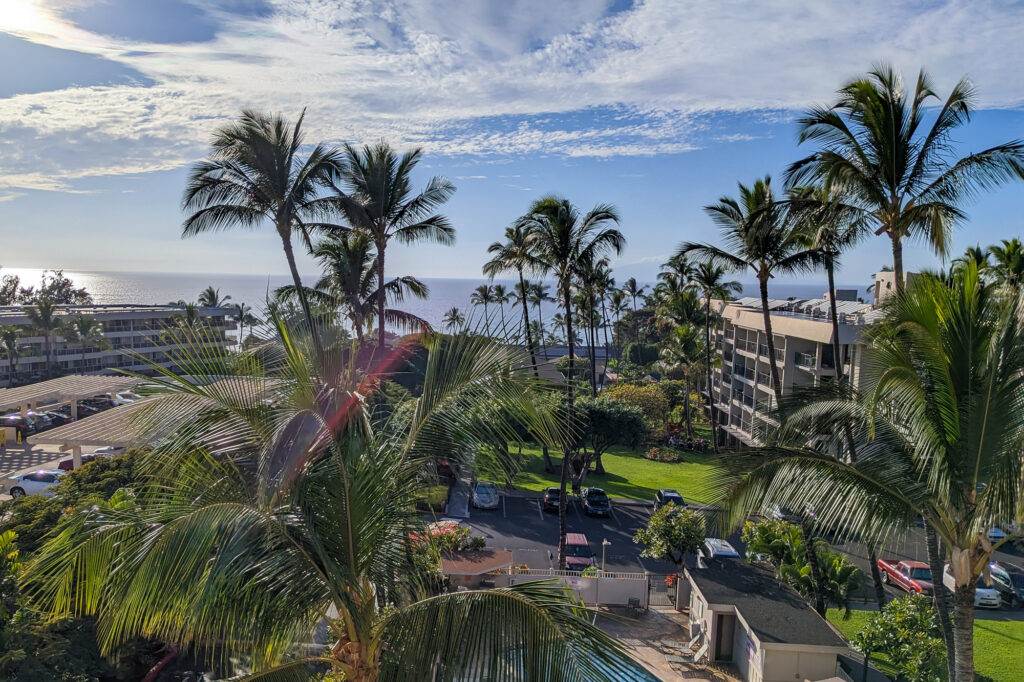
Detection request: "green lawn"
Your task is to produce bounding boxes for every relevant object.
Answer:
[483,442,721,503]
[827,609,1024,682]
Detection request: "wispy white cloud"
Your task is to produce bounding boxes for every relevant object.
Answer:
[0,0,1022,192]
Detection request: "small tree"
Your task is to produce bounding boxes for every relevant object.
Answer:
[602,383,669,430]
[571,397,648,483]
[851,594,945,682]
[633,504,705,569]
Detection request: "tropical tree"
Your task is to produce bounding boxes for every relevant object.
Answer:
[681,176,819,404]
[279,232,428,344]
[232,302,262,346]
[333,141,455,349]
[687,261,741,449]
[63,315,109,372]
[491,284,511,331]
[787,63,1024,293]
[620,278,647,345]
[633,504,705,570]
[528,282,554,359]
[484,225,540,371]
[469,284,496,335]
[986,238,1024,291]
[0,326,19,387]
[721,265,1024,682]
[657,324,705,437]
[24,316,638,682]
[197,286,231,308]
[608,290,628,357]
[182,109,344,362]
[441,307,465,333]
[519,196,624,569]
[24,300,64,375]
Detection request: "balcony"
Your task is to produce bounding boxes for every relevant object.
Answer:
[794,351,817,369]
[758,344,785,362]
[756,371,772,386]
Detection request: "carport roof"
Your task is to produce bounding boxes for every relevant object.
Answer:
[441,550,514,576]
[26,398,168,449]
[0,375,142,413]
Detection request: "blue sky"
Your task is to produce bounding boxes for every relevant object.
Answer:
[0,0,1022,286]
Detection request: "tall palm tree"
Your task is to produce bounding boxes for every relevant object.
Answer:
[484,226,540,372]
[333,141,455,349]
[232,302,262,347]
[686,261,741,448]
[658,324,705,437]
[576,255,611,396]
[25,299,64,375]
[723,265,1024,682]
[681,177,819,405]
[551,312,568,345]
[470,284,496,336]
[528,282,553,359]
[0,325,19,387]
[182,110,344,363]
[64,315,109,373]
[197,286,232,308]
[491,284,511,332]
[787,63,1024,294]
[24,317,637,682]
[987,238,1024,291]
[608,289,628,356]
[442,307,465,333]
[519,195,624,569]
[620,277,647,345]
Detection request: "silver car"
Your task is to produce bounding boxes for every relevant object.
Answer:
[471,481,500,509]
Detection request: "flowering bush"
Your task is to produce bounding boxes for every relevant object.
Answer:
[665,573,679,587]
[643,447,681,463]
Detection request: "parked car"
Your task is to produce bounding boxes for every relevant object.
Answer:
[58,454,98,471]
[5,470,65,498]
[93,445,127,457]
[26,411,52,431]
[542,486,561,513]
[3,414,35,435]
[987,526,1007,543]
[990,562,1024,608]
[471,481,500,510]
[44,411,74,426]
[701,538,740,560]
[82,397,115,411]
[112,392,141,406]
[581,487,612,517]
[564,532,596,569]
[943,565,1001,608]
[877,559,934,595]
[654,489,686,511]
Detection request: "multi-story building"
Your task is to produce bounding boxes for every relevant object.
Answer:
[709,296,879,447]
[0,304,236,386]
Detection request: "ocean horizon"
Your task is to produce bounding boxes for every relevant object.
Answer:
[0,267,873,329]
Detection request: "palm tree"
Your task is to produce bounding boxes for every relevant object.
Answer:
[686,261,741,449]
[491,284,511,332]
[333,141,455,349]
[470,284,496,335]
[24,316,637,682]
[64,315,109,373]
[620,277,647,345]
[787,63,1024,294]
[681,177,819,405]
[232,302,262,347]
[279,232,429,344]
[551,312,568,345]
[723,265,1024,682]
[576,255,611,396]
[519,195,624,569]
[658,324,705,437]
[987,238,1024,291]
[608,289,628,356]
[484,226,540,372]
[182,110,343,364]
[0,325,19,387]
[442,306,465,333]
[25,299,64,375]
[528,282,553,360]
[197,286,232,308]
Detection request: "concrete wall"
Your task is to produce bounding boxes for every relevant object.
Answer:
[762,648,840,682]
[494,570,649,607]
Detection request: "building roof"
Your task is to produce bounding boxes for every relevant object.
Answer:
[0,304,235,321]
[0,374,143,413]
[687,557,847,649]
[441,550,514,576]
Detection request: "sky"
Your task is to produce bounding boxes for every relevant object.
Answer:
[0,0,1022,288]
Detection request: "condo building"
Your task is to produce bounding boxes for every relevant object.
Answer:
[0,304,236,386]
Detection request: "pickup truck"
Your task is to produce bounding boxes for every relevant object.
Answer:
[877,559,934,595]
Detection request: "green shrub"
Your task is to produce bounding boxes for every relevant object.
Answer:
[602,383,669,427]
[643,447,680,463]
[622,343,659,366]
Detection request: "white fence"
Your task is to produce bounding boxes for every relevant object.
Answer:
[491,569,649,608]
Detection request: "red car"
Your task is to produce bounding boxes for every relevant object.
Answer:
[878,559,934,594]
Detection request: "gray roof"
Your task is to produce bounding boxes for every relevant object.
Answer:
[688,557,848,648]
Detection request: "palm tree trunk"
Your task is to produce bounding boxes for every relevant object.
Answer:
[952,581,977,682]
[704,298,718,452]
[925,523,956,680]
[867,543,887,609]
[281,232,325,366]
[587,300,597,397]
[683,375,693,438]
[518,271,539,378]
[891,233,904,295]
[537,305,548,358]
[600,297,611,389]
[558,285,575,571]
[758,274,783,405]
[541,445,554,474]
[801,518,827,617]
[826,256,843,382]
[631,297,639,345]
[377,234,387,349]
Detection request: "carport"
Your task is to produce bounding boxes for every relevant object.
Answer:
[0,375,143,421]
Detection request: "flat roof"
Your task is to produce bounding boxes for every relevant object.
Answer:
[0,374,143,413]
[687,558,847,648]
[441,550,514,576]
[27,398,164,448]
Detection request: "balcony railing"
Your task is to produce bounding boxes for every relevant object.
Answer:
[756,371,772,386]
[758,344,785,362]
[795,351,817,368]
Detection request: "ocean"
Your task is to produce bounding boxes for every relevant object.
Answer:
[0,267,871,328]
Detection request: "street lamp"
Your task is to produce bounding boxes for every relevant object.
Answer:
[601,538,612,573]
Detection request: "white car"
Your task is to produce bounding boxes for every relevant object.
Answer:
[471,481,500,509]
[701,538,741,560]
[93,445,127,457]
[6,470,65,498]
[943,565,1001,609]
[112,392,141,406]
